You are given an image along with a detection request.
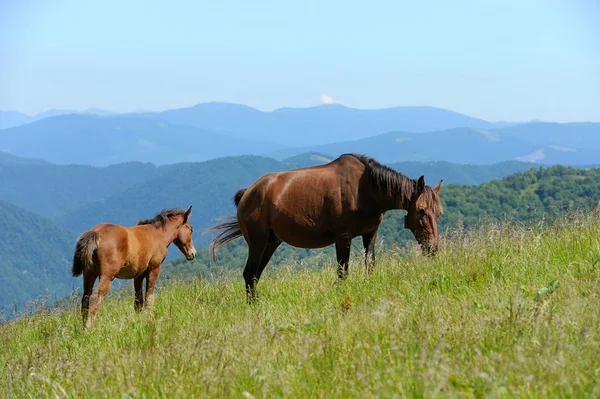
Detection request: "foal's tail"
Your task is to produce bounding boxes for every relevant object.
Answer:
[206,188,247,262]
[72,231,99,277]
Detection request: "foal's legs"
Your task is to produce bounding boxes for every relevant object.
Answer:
[335,233,352,279]
[134,274,146,312]
[81,270,97,326]
[86,275,113,329]
[144,268,161,311]
[362,230,378,274]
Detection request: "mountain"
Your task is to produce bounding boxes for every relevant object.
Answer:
[0,109,119,130]
[0,111,32,130]
[136,102,507,146]
[0,151,51,166]
[0,115,284,165]
[271,124,600,165]
[270,128,538,164]
[0,200,77,314]
[34,108,118,119]
[0,161,170,217]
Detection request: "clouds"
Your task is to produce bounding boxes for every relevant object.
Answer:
[320,94,336,104]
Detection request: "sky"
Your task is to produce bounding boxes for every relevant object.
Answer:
[0,0,598,122]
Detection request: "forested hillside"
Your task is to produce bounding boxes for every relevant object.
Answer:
[0,200,77,314]
[0,162,168,217]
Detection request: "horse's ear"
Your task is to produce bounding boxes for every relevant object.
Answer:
[184,206,192,221]
[417,176,425,192]
[433,179,443,194]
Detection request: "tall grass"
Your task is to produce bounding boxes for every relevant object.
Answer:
[1,211,599,398]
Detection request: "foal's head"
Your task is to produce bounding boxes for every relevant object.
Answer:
[173,206,197,261]
[404,177,443,255]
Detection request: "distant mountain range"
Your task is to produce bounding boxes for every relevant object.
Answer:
[1,102,598,166]
[0,115,283,165]
[270,123,600,165]
[0,108,117,129]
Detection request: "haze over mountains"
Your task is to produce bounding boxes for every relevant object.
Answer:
[1,103,598,166]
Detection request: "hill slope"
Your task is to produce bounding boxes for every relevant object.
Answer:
[1,212,599,397]
[0,200,77,313]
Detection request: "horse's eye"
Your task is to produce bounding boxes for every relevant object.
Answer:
[418,209,426,217]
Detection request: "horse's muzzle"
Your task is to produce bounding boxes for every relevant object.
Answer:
[186,249,196,261]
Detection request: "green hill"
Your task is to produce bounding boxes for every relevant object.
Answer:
[0,162,167,217]
[1,211,599,397]
[0,200,77,314]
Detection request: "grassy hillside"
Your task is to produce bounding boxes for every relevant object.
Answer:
[0,200,77,314]
[2,212,599,397]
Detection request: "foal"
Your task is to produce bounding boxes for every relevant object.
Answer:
[72,207,196,328]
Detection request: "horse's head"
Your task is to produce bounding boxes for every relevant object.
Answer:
[174,206,197,261]
[404,176,443,256]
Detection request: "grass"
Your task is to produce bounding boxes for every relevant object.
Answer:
[1,211,600,398]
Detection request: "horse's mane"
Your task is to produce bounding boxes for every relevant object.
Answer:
[345,153,442,211]
[138,208,188,230]
[346,153,415,198]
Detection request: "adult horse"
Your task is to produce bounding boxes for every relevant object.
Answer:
[72,207,196,328]
[208,154,443,299]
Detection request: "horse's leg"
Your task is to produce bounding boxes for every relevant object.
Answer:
[362,229,379,274]
[335,233,352,280]
[144,267,161,312]
[87,275,113,328]
[254,233,281,283]
[81,270,97,327]
[243,237,268,302]
[134,274,145,313]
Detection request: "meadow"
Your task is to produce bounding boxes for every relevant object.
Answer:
[1,211,599,398]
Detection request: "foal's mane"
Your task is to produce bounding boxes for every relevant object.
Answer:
[138,208,188,230]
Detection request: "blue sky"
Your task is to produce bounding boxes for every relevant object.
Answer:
[1,0,598,121]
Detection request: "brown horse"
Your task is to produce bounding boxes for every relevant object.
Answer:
[72,207,196,328]
[208,154,442,299]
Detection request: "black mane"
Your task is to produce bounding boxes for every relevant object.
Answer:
[346,154,416,200]
[138,208,188,230]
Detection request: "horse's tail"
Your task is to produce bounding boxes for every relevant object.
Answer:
[233,188,246,207]
[72,231,99,277]
[206,188,247,262]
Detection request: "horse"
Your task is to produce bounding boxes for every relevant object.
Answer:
[72,207,196,328]
[208,154,443,299]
